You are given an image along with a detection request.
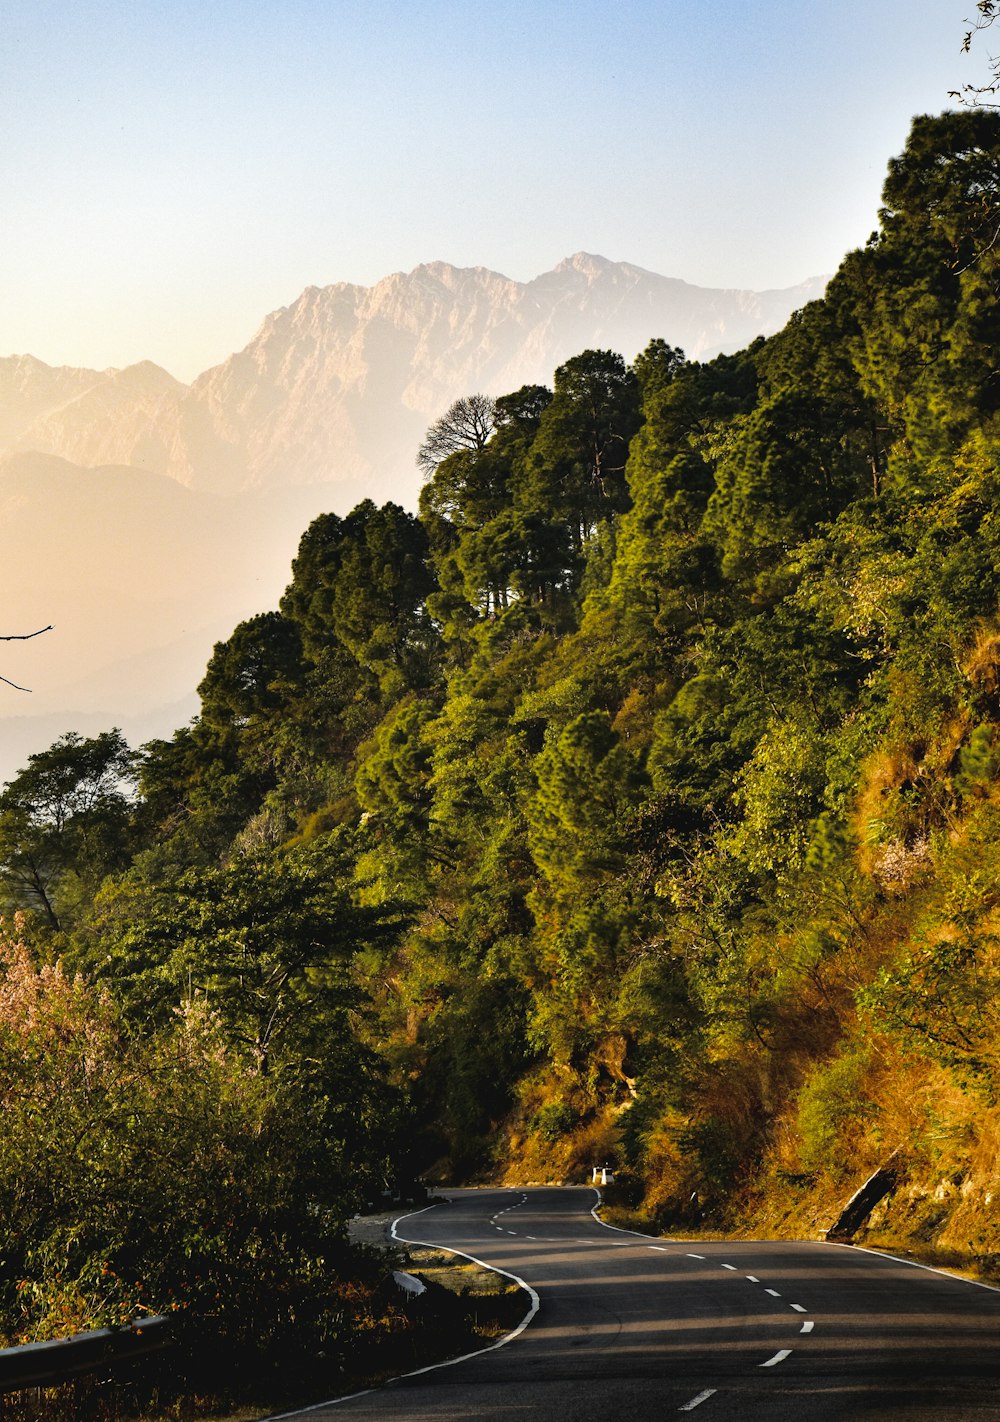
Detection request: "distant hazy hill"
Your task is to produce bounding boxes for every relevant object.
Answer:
[1,255,826,507]
[0,254,825,784]
[0,451,344,783]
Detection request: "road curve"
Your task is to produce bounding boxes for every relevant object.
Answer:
[278,1186,1000,1421]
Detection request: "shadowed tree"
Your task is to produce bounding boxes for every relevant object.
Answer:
[199,612,305,730]
[92,838,402,1074]
[419,385,554,631]
[516,350,642,597]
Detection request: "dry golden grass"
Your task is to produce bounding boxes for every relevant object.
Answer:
[852,747,923,875]
[964,625,1000,699]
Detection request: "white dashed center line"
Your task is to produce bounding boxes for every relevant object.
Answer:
[764,1288,782,1297]
[720,1263,738,1271]
[761,1349,792,1367]
[678,1388,718,1411]
[687,1253,706,1260]
[800,1321,814,1334]
[746,1274,759,1283]
[790,1303,806,1312]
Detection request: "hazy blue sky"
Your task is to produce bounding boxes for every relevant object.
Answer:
[0,2,976,380]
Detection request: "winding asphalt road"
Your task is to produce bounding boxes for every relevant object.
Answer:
[285,1186,1000,1420]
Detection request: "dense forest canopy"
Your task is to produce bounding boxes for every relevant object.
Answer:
[2,110,1000,1353]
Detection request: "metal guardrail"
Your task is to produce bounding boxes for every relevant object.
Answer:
[0,1315,170,1394]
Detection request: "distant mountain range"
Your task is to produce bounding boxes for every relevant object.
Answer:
[1,254,826,503]
[0,254,827,784]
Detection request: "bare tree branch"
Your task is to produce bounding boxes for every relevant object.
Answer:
[0,625,53,693]
[953,3,1000,105]
[416,395,496,476]
[0,626,53,643]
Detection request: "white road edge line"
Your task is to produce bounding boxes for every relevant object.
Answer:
[264,1385,376,1416]
[823,1240,1000,1295]
[590,1189,671,1241]
[261,1200,541,1418]
[800,1321,814,1333]
[679,1388,718,1411]
[585,1201,1000,1303]
[760,1349,792,1367]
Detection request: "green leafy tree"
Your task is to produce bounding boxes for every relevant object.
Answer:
[0,730,135,932]
[199,612,305,731]
[91,837,400,1073]
[519,350,641,571]
[419,385,553,635]
[852,112,1000,473]
[607,348,755,646]
[528,710,644,892]
[282,500,438,692]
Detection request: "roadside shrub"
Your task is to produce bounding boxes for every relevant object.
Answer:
[797,1049,876,1176]
[0,920,394,1399]
[530,1102,579,1142]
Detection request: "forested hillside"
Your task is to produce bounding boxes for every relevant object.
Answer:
[2,110,1000,1356]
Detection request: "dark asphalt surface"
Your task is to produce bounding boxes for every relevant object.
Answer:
[285,1186,1000,1421]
